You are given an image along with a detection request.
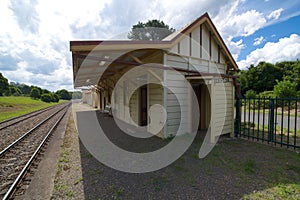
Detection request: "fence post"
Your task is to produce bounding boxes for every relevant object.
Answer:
[268,98,275,142]
[235,97,241,137]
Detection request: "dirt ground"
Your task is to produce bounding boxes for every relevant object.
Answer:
[51,111,300,200]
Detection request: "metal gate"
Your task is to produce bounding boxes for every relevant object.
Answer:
[235,97,300,149]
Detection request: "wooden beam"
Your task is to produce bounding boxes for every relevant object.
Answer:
[128,53,143,64]
[148,69,163,82]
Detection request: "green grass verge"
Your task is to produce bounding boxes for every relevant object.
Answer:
[243,183,300,199]
[0,96,68,122]
[241,107,297,117]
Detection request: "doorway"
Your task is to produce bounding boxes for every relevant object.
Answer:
[192,83,211,130]
[139,85,148,126]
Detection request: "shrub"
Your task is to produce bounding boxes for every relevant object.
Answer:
[30,88,41,99]
[273,79,297,98]
[41,93,52,103]
[258,91,274,98]
[51,93,59,102]
[245,90,257,98]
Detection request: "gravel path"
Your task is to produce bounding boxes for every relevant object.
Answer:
[52,104,300,200]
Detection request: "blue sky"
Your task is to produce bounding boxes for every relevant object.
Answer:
[0,0,300,91]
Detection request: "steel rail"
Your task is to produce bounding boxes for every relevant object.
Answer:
[0,103,63,131]
[2,105,69,200]
[0,103,70,157]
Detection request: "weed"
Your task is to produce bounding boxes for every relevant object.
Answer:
[243,183,300,199]
[54,182,69,191]
[89,168,104,175]
[174,164,184,171]
[286,164,300,175]
[109,185,125,199]
[244,159,256,174]
[67,190,76,198]
[59,150,70,163]
[151,176,168,192]
[74,177,83,185]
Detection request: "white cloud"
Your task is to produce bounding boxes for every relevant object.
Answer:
[229,39,246,60]
[267,8,284,20]
[217,10,267,39]
[238,34,300,68]
[213,6,267,60]
[253,36,265,46]
[0,0,299,90]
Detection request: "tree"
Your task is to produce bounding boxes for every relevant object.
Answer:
[245,90,256,98]
[128,19,175,41]
[30,86,42,96]
[9,86,21,96]
[0,73,9,96]
[30,87,41,99]
[238,62,283,95]
[56,89,71,100]
[41,93,52,103]
[42,89,51,94]
[51,93,59,102]
[21,84,31,96]
[273,79,297,98]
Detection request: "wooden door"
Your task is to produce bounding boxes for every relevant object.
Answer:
[139,85,148,126]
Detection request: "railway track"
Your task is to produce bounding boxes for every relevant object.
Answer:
[0,103,69,152]
[0,102,70,199]
[0,104,62,131]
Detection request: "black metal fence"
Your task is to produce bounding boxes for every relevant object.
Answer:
[235,97,300,149]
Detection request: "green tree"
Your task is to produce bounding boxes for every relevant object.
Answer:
[42,89,51,94]
[245,90,256,98]
[238,62,283,95]
[21,84,31,96]
[128,19,175,41]
[258,91,274,98]
[0,73,9,96]
[31,86,42,96]
[56,89,71,100]
[9,86,21,96]
[30,87,41,99]
[51,93,59,102]
[41,93,52,103]
[273,79,297,98]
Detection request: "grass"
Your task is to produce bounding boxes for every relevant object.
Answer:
[151,176,168,192]
[243,183,300,199]
[241,106,298,117]
[74,177,83,185]
[109,185,125,199]
[244,159,256,174]
[240,122,300,141]
[0,96,67,122]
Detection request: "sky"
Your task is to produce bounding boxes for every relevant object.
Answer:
[0,0,300,91]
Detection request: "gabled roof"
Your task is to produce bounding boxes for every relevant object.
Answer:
[70,12,238,70]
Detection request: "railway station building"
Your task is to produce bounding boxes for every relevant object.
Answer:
[70,13,239,142]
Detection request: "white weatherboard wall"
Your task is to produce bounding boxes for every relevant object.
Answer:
[211,80,234,140]
[164,70,190,137]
